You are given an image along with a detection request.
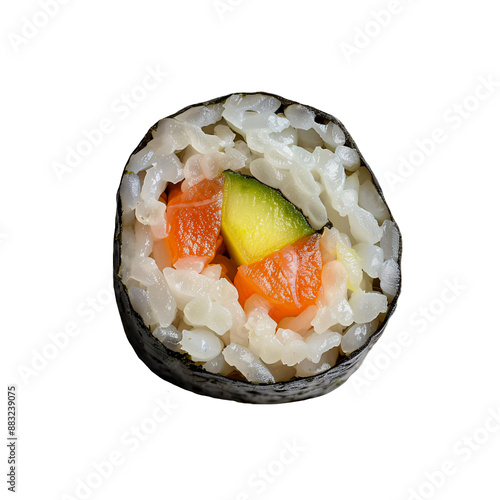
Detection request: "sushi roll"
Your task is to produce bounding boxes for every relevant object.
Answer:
[113,92,402,404]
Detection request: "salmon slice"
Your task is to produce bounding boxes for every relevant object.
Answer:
[234,233,323,323]
[166,177,224,265]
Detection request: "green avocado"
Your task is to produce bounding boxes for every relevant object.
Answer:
[221,171,314,266]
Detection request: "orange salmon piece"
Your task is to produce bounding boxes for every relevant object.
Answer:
[166,177,224,265]
[234,233,322,323]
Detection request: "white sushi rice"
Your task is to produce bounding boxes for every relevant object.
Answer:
[119,93,401,383]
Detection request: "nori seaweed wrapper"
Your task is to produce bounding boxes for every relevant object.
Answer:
[113,92,403,404]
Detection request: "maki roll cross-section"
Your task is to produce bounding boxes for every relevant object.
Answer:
[114,92,402,403]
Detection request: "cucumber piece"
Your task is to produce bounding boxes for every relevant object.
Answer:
[221,171,314,266]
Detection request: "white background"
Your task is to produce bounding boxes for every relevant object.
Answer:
[2,1,499,499]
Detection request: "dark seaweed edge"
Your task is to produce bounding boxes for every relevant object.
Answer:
[113,91,402,404]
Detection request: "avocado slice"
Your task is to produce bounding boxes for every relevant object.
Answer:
[221,171,314,266]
